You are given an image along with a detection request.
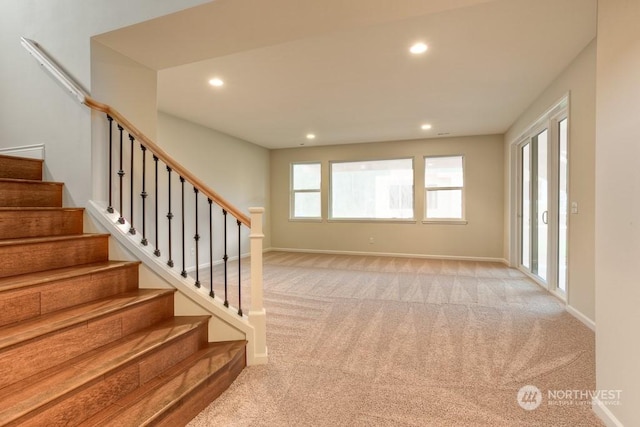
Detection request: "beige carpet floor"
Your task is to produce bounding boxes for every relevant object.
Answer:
[188,251,603,427]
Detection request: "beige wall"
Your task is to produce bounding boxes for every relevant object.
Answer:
[504,39,596,323]
[157,112,271,251]
[595,2,640,425]
[270,135,504,260]
[0,0,209,207]
[90,41,159,204]
[91,42,159,140]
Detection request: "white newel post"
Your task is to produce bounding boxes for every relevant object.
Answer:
[248,207,267,364]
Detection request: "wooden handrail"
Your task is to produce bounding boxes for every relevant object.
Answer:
[23,38,267,364]
[84,96,250,227]
[21,37,250,227]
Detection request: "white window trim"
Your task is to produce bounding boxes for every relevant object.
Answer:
[290,161,322,220]
[329,157,415,221]
[424,154,466,223]
[422,219,468,225]
[328,218,417,224]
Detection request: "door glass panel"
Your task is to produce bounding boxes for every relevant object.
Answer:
[536,130,548,281]
[520,130,549,283]
[558,119,568,292]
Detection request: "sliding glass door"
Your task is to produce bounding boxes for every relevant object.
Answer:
[518,104,568,296]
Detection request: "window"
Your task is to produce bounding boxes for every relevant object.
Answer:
[330,158,413,219]
[291,162,321,219]
[425,156,464,220]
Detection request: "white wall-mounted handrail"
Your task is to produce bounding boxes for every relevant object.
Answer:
[20,37,89,104]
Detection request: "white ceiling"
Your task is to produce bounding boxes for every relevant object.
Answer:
[96,0,597,149]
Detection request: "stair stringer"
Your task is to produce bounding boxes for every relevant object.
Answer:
[87,200,266,366]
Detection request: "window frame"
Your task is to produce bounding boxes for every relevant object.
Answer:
[423,154,467,224]
[328,157,416,222]
[290,161,322,221]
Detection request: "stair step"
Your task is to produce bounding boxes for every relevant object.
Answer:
[0,156,247,425]
[0,234,109,278]
[0,207,84,239]
[0,261,140,328]
[0,154,43,181]
[0,178,63,207]
[0,316,210,426]
[0,288,175,390]
[82,341,246,427]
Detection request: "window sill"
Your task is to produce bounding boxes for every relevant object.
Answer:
[289,218,323,222]
[328,218,417,224]
[422,219,468,225]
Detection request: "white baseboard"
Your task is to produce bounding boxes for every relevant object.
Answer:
[513,267,596,331]
[0,143,45,159]
[566,304,595,331]
[593,397,624,427]
[269,247,508,263]
[185,252,250,274]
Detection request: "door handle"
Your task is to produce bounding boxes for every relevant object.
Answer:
[542,210,548,224]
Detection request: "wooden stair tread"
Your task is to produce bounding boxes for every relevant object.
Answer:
[84,341,246,427]
[0,288,175,351]
[0,154,44,163]
[0,233,108,248]
[0,178,64,208]
[0,260,139,292]
[0,233,110,279]
[0,153,44,162]
[0,316,210,425]
[0,208,85,239]
[0,155,43,181]
[0,154,248,425]
[0,207,83,212]
[0,177,61,184]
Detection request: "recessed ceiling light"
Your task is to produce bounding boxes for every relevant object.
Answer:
[410,43,428,55]
[208,78,224,87]
[421,124,432,130]
[306,133,316,140]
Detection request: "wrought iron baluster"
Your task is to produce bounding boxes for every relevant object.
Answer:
[166,166,174,267]
[180,176,187,278]
[223,209,229,307]
[140,145,148,245]
[237,219,242,316]
[128,134,136,235]
[106,115,114,213]
[153,156,161,257]
[117,125,125,224]
[208,198,214,298]
[194,187,200,287]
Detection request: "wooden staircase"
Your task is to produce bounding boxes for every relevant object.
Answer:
[0,154,246,426]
